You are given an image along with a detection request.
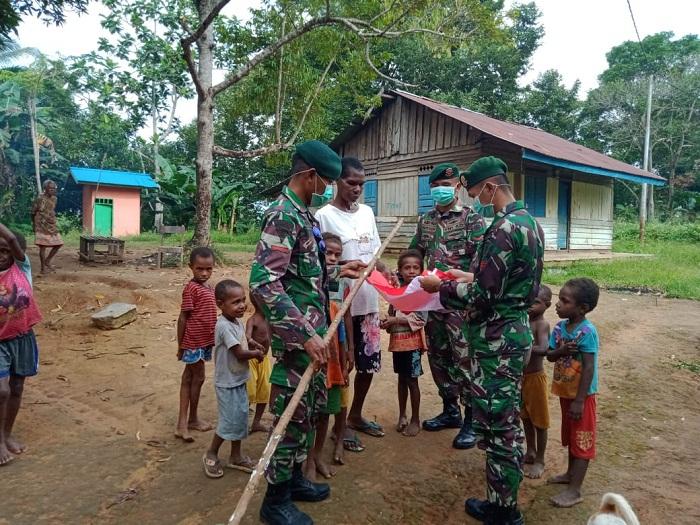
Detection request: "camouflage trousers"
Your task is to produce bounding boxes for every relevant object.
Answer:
[265,369,327,485]
[470,339,526,507]
[425,310,471,407]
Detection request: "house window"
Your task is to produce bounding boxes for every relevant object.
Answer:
[364,179,378,215]
[524,175,547,217]
[417,174,433,213]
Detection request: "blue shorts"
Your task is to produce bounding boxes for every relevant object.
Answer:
[181,346,212,364]
[215,384,249,441]
[0,330,39,379]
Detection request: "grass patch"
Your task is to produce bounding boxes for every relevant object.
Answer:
[544,238,700,300]
[672,360,700,374]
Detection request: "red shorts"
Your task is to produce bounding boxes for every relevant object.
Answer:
[560,395,596,459]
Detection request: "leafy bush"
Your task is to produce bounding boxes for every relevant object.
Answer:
[614,220,700,243]
[56,212,82,234]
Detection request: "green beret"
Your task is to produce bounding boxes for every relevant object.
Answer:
[429,162,460,184]
[295,140,342,181]
[462,156,508,189]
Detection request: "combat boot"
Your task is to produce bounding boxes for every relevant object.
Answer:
[290,463,330,502]
[465,498,524,525]
[452,405,477,449]
[260,481,313,525]
[465,498,495,521]
[422,399,462,431]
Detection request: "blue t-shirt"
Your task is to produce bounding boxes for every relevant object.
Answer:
[15,257,32,288]
[549,319,599,395]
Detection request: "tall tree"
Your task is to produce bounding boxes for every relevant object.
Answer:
[0,0,89,41]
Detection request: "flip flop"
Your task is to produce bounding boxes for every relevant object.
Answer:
[348,420,385,438]
[202,455,224,479]
[342,434,366,452]
[226,456,256,473]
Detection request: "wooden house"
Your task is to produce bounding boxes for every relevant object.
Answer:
[70,167,158,237]
[331,90,665,252]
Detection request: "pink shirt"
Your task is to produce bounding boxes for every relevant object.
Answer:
[0,263,42,341]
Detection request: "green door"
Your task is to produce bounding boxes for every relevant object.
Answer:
[94,198,113,236]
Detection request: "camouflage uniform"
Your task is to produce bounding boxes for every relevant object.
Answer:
[409,203,486,407]
[250,185,332,485]
[440,200,544,507]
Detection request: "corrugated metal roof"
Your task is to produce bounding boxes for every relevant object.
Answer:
[388,90,665,185]
[70,167,159,189]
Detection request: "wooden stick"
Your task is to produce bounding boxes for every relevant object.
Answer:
[228,218,404,525]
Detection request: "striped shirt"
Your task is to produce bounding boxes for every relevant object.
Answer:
[180,280,217,349]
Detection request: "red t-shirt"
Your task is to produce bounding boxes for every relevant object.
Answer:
[180,280,217,349]
[0,263,42,341]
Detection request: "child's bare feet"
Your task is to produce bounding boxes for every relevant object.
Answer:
[5,436,26,454]
[188,419,213,432]
[525,462,545,479]
[396,415,408,433]
[402,420,421,437]
[547,472,570,484]
[550,488,583,507]
[315,459,336,479]
[0,443,15,466]
[333,438,345,465]
[250,421,270,433]
[174,428,195,442]
[523,451,536,464]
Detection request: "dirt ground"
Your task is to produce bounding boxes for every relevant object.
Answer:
[2,246,699,525]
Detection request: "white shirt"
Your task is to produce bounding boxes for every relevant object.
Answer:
[315,203,381,316]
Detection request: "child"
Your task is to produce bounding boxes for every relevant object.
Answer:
[202,280,264,478]
[380,249,427,437]
[522,285,552,479]
[306,232,353,480]
[245,293,272,433]
[546,277,601,508]
[175,247,217,442]
[0,222,42,465]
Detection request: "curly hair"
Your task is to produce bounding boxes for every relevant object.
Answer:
[564,278,600,313]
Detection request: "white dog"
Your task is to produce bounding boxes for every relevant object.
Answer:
[587,493,640,525]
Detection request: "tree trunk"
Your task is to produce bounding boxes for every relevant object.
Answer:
[192,0,215,247]
[229,196,238,234]
[668,167,676,210]
[649,186,654,220]
[28,97,42,194]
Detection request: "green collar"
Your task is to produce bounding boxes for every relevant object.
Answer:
[435,200,463,216]
[282,185,308,213]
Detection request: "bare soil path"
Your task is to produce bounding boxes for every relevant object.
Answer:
[2,248,699,524]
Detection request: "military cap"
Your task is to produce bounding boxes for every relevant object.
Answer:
[295,140,342,181]
[462,156,508,189]
[429,162,460,184]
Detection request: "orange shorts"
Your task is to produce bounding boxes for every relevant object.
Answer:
[560,395,597,460]
[521,370,550,429]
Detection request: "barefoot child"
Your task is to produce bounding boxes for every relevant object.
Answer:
[203,280,265,478]
[245,293,272,433]
[547,278,600,508]
[306,233,352,480]
[380,249,427,438]
[522,285,552,479]
[0,222,42,465]
[175,247,217,442]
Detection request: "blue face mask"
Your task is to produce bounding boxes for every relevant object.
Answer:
[311,178,334,207]
[430,185,456,206]
[472,199,494,218]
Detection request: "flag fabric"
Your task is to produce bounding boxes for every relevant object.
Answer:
[366,270,454,312]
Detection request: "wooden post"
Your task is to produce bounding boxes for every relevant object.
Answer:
[228,218,405,525]
[640,75,653,242]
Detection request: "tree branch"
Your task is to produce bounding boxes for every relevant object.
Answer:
[275,17,286,144]
[287,55,336,144]
[213,143,287,159]
[364,41,415,87]
[182,0,231,47]
[162,91,180,140]
[181,35,205,98]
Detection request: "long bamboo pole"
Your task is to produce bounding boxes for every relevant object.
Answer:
[228,218,404,525]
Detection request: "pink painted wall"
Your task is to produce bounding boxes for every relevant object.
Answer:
[81,185,142,236]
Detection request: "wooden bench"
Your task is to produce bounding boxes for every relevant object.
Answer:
[157,225,186,268]
[79,236,125,264]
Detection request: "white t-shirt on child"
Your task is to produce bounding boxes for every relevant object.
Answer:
[214,316,250,388]
[315,203,380,317]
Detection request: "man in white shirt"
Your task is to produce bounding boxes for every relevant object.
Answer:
[316,157,394,439]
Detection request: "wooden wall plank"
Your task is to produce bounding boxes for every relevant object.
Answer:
[407,101,416,154]
[429,111,438,150]
[546,177,559,219]
[415,105,424,154]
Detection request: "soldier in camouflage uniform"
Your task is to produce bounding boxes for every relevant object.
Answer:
[408,162,486,449]
[421,156,544,525]
[250,140,365,525]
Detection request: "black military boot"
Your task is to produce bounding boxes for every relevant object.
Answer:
[260,481,313,525]
[465,497,494,522]
[290,463,330,502]
[484,505,524,525]
[452,405,477,449]
[422,399,462,431]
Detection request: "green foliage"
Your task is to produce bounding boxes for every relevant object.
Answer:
[55,211,82,233]
[671,360,700,374]
[0,0,89,40]
[613,220,700,243]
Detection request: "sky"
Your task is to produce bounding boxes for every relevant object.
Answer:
[16,0,700,127]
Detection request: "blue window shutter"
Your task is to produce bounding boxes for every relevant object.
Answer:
[418,174,433,213]
[524,176,547,217]
[364,180,378,215]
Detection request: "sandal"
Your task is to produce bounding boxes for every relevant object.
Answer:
[342,434,366,453]
[202,455,224,479]
[226,456,256,473]
[348,420,385,438]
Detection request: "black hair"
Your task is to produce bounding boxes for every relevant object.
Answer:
[189,246,214,264]
[341,157,364,178]
[564,278,599,312]
[215,279,243,301]
[322,232,342,248]
[12,231,26,252]
[538,284,553,304]
[289,153,312,177]
[398,249,424,272]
